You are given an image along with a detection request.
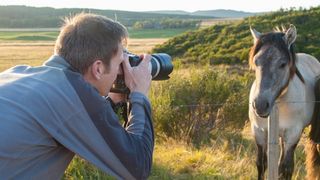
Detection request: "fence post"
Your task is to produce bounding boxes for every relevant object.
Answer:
[268,105,279,180]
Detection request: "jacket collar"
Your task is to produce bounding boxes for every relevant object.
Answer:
[43,55,71,70]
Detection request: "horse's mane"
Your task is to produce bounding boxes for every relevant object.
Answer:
[249,27,297,79]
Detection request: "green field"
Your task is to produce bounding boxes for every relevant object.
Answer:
[128,28,196,38]
[0,31,58,41]
[0,28,195,41]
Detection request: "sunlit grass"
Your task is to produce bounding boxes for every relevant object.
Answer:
[63,135,307,180]
[0,45,53,71]
[149,124,307,179]
[64,157,115,180]
[0,39,167,71]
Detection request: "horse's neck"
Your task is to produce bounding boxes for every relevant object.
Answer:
[276,56,318,127]
[296,53,320,80]
[279,53,320,102]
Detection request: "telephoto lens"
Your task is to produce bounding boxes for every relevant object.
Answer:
[127,53,173,80]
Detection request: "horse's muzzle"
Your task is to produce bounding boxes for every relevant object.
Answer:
[252,98,270,118]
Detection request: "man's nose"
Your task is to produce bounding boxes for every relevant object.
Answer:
[118,64,124,74]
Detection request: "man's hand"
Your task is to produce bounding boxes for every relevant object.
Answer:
[122,54,152,96]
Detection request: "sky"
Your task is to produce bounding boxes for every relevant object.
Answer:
[0,0,319,13]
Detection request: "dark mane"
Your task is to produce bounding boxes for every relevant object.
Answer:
[249,31,297,79]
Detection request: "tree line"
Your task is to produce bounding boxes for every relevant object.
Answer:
[0,5,212,28]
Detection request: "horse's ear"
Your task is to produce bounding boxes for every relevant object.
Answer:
[284,24,297,49]
[250,26,261,44]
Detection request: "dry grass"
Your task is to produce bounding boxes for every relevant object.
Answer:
[127,38,167,54]
[0,44,53,71]
[0,39,167,71]
[150,124,308,179]
[152,124,258,179]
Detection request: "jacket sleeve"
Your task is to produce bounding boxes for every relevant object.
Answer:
[98,92,154,180]
[48,70,154,180]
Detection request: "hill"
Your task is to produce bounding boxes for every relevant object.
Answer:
[147,9,258,18]
[145,10,190,15]
[192,9,258,18]
[0,5,214,28]
[152,6,320,65]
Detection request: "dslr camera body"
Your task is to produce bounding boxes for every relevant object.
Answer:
[111,51,173,94]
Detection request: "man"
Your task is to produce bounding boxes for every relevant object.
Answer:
[0,13,154,179]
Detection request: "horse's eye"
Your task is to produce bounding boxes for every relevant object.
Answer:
[279,62,287,69]
[254,59,259,67]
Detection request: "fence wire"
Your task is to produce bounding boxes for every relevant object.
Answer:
[153,100,320,109]
[150,98,319,147]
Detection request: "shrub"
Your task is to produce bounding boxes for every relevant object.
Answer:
[150,66,253,146]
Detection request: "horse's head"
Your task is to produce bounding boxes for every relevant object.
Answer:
[249,25,298,118]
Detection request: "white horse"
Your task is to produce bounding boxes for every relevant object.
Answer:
[248,25,320,179]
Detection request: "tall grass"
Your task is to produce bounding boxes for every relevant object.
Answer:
[149,65,253,145]
[64,157,114,180]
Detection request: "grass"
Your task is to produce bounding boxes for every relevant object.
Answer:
[0,45,53,71]
[63,157,115,180]
[0,28,195,42]
[128,28,196,38]
[0,38,167,72]
[0,37,310,179]
[63,124,308,179]
[0,31,59,41]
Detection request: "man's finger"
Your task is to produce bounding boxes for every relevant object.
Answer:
[122,55,131,75]
[140,54,151,67]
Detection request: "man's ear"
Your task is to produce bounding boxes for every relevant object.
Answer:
[90,60,105,80]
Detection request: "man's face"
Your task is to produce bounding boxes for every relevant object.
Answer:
[96,43,126,96]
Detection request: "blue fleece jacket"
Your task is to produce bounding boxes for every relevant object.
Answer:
[0,55,154,180]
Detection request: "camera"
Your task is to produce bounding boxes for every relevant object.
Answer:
[110,51,173,93]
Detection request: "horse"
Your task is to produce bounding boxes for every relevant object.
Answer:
[248,25,320,179]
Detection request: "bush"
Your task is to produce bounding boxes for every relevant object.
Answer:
[149,66,253,146]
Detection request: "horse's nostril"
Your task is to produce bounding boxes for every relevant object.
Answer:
[253,98,270,114]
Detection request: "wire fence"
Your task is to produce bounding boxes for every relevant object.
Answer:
[152,98,317,178]
[150,98,318,147]
[154,100,320,108]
